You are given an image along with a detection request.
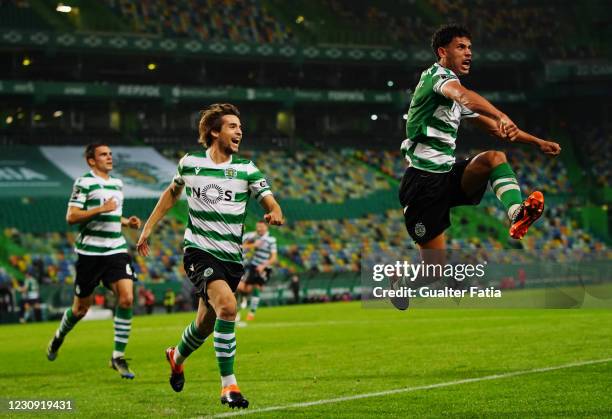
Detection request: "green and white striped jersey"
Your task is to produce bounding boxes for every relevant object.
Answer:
[24,276,39,299]
[174,150,272,264]
[402,62,479,173]
[243,231,277,266]
[68,171,127,256]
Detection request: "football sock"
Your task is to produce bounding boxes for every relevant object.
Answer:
[113,306,132,358]
[214,319,237,383]
[490,163,522,220]
[175,320,206,364]
[221,374,237,388]
[249,288,260,314]
[24,307,33,322]
[55,307,80,338]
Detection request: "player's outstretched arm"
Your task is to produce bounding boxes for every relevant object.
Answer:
[441,81,519,140]
[514,129,561,156]
[260,195,284,226]
[470,115,561,156]
[137,181,184,256]
[66,198,117,225]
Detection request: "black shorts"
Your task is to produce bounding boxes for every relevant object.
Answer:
[183,247,245,301]
[23,297,41,305]
[244,264,271,286]
[74,252,135,298]
[399,158,487,245]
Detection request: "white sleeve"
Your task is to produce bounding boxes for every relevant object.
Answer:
[68,178,87,208]
[460,104,479,119]
[432,72,459,96]
[247,162,272,202]
[173,154,188,186]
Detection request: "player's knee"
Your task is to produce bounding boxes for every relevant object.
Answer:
[484,150,507,167]
[118,294,134,308]
[72,303,90,318]
[216,299,237,320]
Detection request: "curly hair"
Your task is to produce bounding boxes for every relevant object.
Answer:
[431,24,472,59]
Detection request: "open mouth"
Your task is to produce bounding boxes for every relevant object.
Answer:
[462,59,471,68]
[231,138,241,146]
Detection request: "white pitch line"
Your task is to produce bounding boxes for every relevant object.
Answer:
[210,357,612,418]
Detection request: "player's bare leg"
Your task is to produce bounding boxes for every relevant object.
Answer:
[462,150,543,239]
[247,284,261,321]
[47,295,92,361]
[235,280,251,321]
[391,233,447,310]
[461,150,507,196]
[419,233,468,301]
[109,279,135,379]
[417,233,448,287]
[207,279,248,409]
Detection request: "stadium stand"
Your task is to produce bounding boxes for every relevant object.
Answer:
[570,123,611,188]
[104,0,293,44]
[253,149,391,203]
[268,0,601,57]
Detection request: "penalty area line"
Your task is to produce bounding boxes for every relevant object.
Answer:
[210,357,612,418]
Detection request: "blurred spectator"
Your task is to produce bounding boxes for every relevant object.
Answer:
[94,292,106,307]
[138,286,156,315]
[518,268,526,289]
[19,273,41,323]
[289,274,300,304]
[0,268,15,315]
[163,288,176,314]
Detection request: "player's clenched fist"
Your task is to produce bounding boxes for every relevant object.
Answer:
[264,211,284,226]
[538,140,562,156]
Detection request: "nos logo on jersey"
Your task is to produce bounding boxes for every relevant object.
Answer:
[193,184,234,204]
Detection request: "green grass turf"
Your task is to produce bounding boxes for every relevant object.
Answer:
[1,302,611,418]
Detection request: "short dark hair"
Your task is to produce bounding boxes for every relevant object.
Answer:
[84,143,109,164]
[431,24,471,59]
[198,103,240,147]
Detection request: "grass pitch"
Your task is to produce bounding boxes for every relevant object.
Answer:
[1,301,611,418]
